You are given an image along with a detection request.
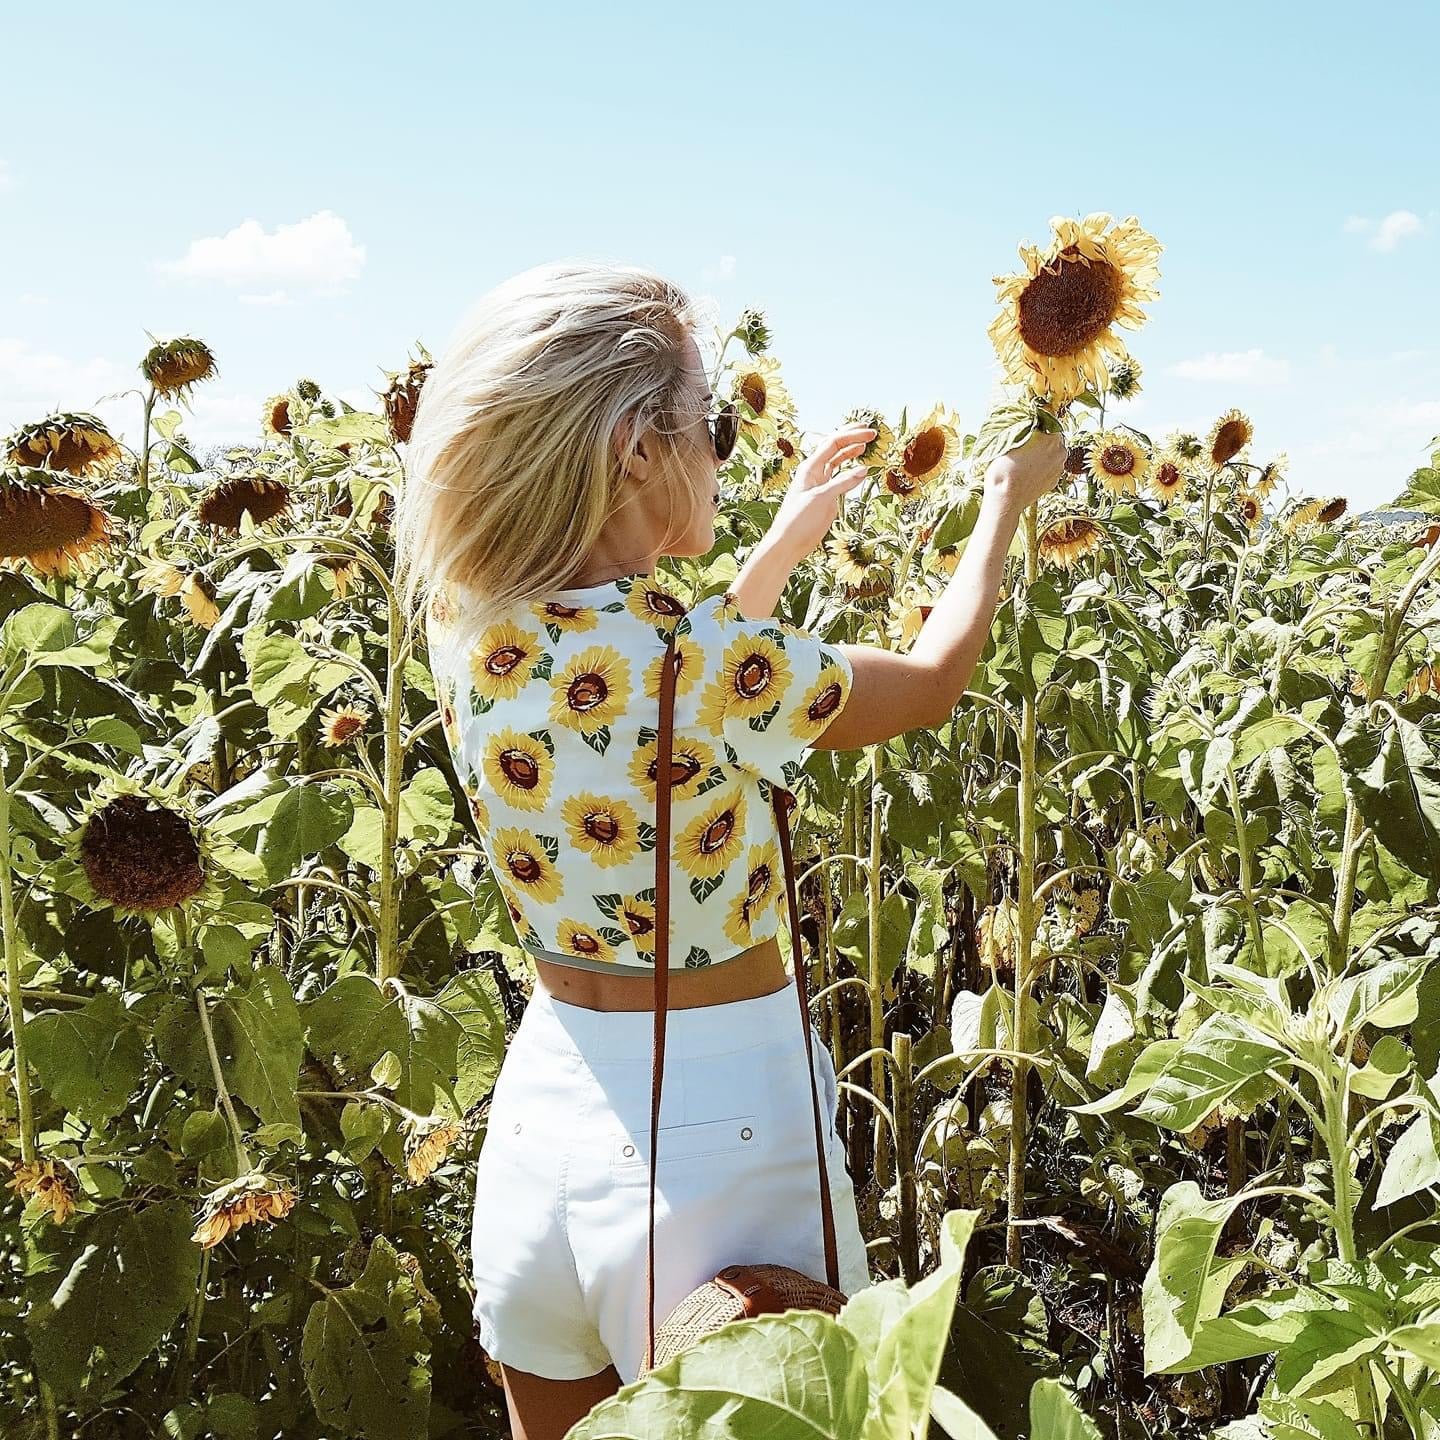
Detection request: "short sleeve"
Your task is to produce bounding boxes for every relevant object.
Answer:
[688,592,853,790]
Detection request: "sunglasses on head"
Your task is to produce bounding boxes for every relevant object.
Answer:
[705,398,739,462]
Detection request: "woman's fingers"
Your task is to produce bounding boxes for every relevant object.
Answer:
[807,426,877,473]
[803,438,870,486]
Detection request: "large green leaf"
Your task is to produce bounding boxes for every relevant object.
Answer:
[1391,464,1440,514]
[434,970,506,1111]
[26,1199,200,1410]
[26,992,144,1124]
[256,783,354,883]
[1028,1380,1101,1440]
[1133,1014,1289,1131]
[213,968,305,1129]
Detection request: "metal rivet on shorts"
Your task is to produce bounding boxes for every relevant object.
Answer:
[622,1143,636,1157]
[740,1126,753,1141]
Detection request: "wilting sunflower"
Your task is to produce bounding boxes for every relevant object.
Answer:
[320,704,368,746]
[1086,430,1151,497]
[1148,447,1188,504]
[627,734,717,804]
[1404,663,1438,699]
[1234,488,1264,533]
[262,393,292,438]
[0,470,116,577]
[68,776,224,918]
[676,788,747,881]
[548,645,632,735]
[729,355,795,437]
[491,827,563,904]
[195,474,292,532]
[7,1157,78,1224]
[989,213,1163,402]
[824,526,892,598]
[890,403,961,499]
[1284,496,1348,532]
[482,728,554,812]
[137,553,186,596]
[1053,880,1102,937]
[562,791,641,868]
[382,356,433,444]
[179,571,221,628]
[404,1119,465,1183]
[844,407,897,471]
[1205,408,1254,467]
[141,336,218,399]
[7,413,122,476]
[759,423,804,495]
[1252,452,1287,500]
[469,620,544,703]
[978,895,1019,980]
[192,1171,296,1248]
[317,555,360,598]
[1038,511,1106,571]
[1107,356,1143,400]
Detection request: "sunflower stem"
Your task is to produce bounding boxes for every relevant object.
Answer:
[188,911,252,1175]
[867,744,891,1189]
[0,761,37,1164]
[375,597,409,982]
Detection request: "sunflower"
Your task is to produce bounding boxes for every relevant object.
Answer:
[759,423,805,495]
[482,729,553,812]
[642,633,703,700]
[321,704,368,746]
[141,336,218,398]
[623,576,689,633]
[844,407,897,470]
[7,1157,78,1224]
[1317,497,1347,524]
[885,586,933,650]
[1064,445,1091,477]
[318,555,360,598]
[618,893,657,953]
[195,475,292,532]
[1405,663,1439,699]
[530,598,598,636]
[469,620,544,703]
[627,735,717,804]
[1234,488,1263,532]
[383,357,433,444]
[978,895,1019,979]
[736,308,772,354]
[729,355,795,436]
[68,776,224,918]
[1205,408,1253,467]
[697,631,791,724]
[1284,496,1348,532]
[404,1120,464,1183]
[924,544,961,579]
[1086,431,1151,496]
[788,662,852,740]
[1038,513,1105,570]
[7,413,122,475]
[179,571,221,628]
[723,888,758,950]
[137,554,187,596]
[893,403,961,496]
[988,213,1163,402]
[1107,356,1143,400]
[491,827,563,904]
[675,788,747,882]
[1252,452,1287,501]
[261,394,292,438]
[824,527,892,597]
[192,1172,296,1249]
[548,645,631,735]
[743,841,780,917]
[1148,449,1188,504]
[562,791,641,868]
[0,473,116,576]
[555,919,617,965]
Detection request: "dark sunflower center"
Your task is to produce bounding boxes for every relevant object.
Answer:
[624,908,654,937]
[885,470,917,496]
[735,654,772,700]
[583,811,620,844]
[699,810,736,854]
[778,438,795,458]
[740,374,767,415]
[197,478,290,531]
[1101,445,1135,476]
[1319,499,1347,522]
[747,864,772,900]
[808,682,843,721]
[645,591,686,617]
[1064,446,1089,476]
[1157,462,1181,487]
[498,749,540,789]
[486,645,527,677]
[1016,250,1124,358]
[0,486,100,558]
[567,673,608,711]
[545,603,582,619]
[570,930,601,954]
[79,794,205,912]
[1211,422,1250,464]
[903,427,945,478]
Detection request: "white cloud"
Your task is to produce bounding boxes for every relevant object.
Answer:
[701,254,737,284]
[154,209,365,300]
[1168,348,1291,384]
[1343,209,1425,252]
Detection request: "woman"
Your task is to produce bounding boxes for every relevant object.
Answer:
[394,260,1064,1439]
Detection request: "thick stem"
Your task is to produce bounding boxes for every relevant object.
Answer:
[893,1030,918,1284]
[0,772,36,1162]
[867,746,891,1187]
[376,608,407,981]
[189,908,252,1176]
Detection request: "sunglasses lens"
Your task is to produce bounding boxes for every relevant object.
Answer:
[714,403,738,461]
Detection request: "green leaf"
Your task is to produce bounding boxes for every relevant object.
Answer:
[929,1385,1000,1439]
[1391,464,1440,515]
[1376,1101,1440,1207]
[1388,1318,1440,1368]
[26,993,144,1125]
[397,767,454,844]
[1133,1015,1288,1132]
[1274,1308,1381,1396]
[213,969,305,1129]
[257,783,353,883]
[435,970,506,1111]
[1070,1039,1184,1115]
[1028,1380,1102,1440]
[26,1199,201,1410]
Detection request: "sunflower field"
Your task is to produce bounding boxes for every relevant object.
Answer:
[3,215,1440,1440]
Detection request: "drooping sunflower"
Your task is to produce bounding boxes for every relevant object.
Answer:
[698,631,792,724]
[7,1157,78,1224]
[627,735,717,804]
[675,788,747,882]
[0,471,116,577]
[491,827,563,904]
[318,555,360,598]
[562,791,641,868]
[262,393,292,438]
[1037,512,1106,571]
[1086,430,1151,496]
[191,1172,296,1249]
[548,645,631,735]
[67,776,224,918]
[404,1120,464,1184]
[890,403,961,499]
[555,918,617,965]
[787,661,852,741]
[7,413,123,476]
[195,475,292,532]
[618,893,657,953]
[1205,408,1254,467]
[642,632,703,700]
[1251,453,1287,501]
[179,571,221,628]
[759,423,804,495]
[482,728,554,812]
[320,704,368,746]
[1284,496,1348,532]
[623,576,689,634]
[1148,448,1188,504]
[141,336,218,399]
[137,554,186,596]
[1404,663,1438,699]
[469,620,544,703]
[1234,488,1264,533]
[382,356,433,444]
[729,355,796,437]
[978,895,1020,979]
[844,407,897,471]
[824,526,892,598]
[988,213,1162,402]
[1107,356,1144,400]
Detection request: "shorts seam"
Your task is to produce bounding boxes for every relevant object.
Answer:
[556,1048,608,1365]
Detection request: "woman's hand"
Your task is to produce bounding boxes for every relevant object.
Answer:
[983,428,1068,511]
[766,423,878,559]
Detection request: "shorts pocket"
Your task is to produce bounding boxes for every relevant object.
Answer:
[611,1112,761,1172]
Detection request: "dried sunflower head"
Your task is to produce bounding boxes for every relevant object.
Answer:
[194,474,292,532]
[403,1119,465,1184]
[141,336,218,399]
[0,469,116,577]
[382,357,433,444]
[191,1171,296,1249]
[7,1157,79,1224]
[262,394,292,438]
[7,413,122,476]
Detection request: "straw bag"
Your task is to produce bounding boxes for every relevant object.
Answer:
[640,634,847,1375]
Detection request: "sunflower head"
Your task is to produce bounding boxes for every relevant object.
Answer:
[1253,452,1287,501]
[825,527,893,601]
[262,394,293,438]
[382,356,433,444]
[1086,430,1151,497]
[1284,496,1348,532]
[403,1119,464,1183]
[180,571,221,628]
[844,407,897,470]
[729,356,794,435]
[1107,356,1143,400]
[735,308,772,355]
[295,377,322,403]
[1038,510,1105,571]
[1063,444,1091,477]
[137,554,187,596]
[759,422,804,494]
[1170,431,1205,463]
[7,413,122,476]
[0,470,116,577]
[897,404,961,490]
[321,705,368,746]
[7,1157,79,1224]
[1234,488,1263,532]
[192,1171,297,1248]
[195,474,292,532]
[318,555,360,598]
[1205,408,1254,467]
[1148,449,1188,504]
[141,336,218,398]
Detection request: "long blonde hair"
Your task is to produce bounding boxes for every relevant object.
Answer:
[394,260,712,636]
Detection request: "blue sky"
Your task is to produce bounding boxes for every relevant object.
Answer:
[4,1,1437,512]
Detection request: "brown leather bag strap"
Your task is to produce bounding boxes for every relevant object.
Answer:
[645,634,840,1373]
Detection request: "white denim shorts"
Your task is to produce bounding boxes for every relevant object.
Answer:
[468,976,871,1383]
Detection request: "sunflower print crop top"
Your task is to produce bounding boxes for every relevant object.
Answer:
[425,572,854,972]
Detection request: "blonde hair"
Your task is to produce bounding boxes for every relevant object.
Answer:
[394,259,712,635]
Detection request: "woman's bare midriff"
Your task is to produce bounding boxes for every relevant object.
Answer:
[533,935,788,1011]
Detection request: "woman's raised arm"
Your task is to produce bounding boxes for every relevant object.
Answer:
[815,428,1067,750]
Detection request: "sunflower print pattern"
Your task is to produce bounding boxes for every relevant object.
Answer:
[424,571,853,969]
